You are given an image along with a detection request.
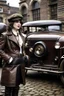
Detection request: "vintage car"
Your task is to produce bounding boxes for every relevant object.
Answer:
[0,23,6,67]
[22,20,64,84]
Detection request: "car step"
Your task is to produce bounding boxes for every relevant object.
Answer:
[31,64,59,70]
[25,67,64,74]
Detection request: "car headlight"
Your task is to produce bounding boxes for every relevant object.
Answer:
[33,41,46,57]
[55,42,60,49]
[29,48,33,52]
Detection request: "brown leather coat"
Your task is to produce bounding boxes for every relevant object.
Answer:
[0,31,25,86]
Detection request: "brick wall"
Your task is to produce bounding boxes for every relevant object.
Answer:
[58,0,64,22]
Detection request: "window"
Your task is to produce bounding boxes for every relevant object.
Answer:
[32,1,40,20]
[0,7,3,13]
[49,0,57,19]
[50,4,57,19]
[0,17,3,22]
[22,6,27,23]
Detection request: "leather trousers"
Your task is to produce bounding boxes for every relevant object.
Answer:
[5,86,19,96]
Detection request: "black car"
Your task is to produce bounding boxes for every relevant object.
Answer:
[22,20,64,84]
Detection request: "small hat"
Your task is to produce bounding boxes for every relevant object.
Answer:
[8,13,23,22]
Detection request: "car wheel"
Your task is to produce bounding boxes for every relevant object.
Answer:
[60,59,64,84]
[33,41,47,57]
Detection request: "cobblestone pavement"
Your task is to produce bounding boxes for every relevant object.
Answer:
[0,70,64,96]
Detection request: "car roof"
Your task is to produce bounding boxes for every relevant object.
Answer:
[22,20,62,27]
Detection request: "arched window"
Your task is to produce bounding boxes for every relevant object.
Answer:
[32,1,40,20]
[22,6,27,22]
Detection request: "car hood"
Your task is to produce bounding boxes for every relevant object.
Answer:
[27,33,61,40]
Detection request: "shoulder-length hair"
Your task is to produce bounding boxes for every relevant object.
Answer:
[7,21,23,33]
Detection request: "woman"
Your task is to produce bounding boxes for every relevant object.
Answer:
[0,13,26,96]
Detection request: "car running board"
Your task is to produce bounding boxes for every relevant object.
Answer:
[25,67,64,74]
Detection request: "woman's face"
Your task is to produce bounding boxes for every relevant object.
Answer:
[13,20,22,30]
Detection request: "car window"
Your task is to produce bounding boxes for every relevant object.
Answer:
[23,24,61,34]
[23,26,47,33]
[48,25,61,31]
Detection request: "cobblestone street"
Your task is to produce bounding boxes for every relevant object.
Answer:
[0,70,64,96]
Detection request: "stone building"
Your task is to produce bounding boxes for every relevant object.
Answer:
[0,0,19,24]
[19,0,64,29]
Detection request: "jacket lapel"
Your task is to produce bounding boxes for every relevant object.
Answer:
[8,34,19,46]
[7,32,25,47]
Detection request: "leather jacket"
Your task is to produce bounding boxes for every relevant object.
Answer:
[0,31,25,64]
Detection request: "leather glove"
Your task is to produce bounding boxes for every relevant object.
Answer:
[9,56,24,65]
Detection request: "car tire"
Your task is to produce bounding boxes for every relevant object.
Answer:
[33,41,47,57]
[60,59,64,84]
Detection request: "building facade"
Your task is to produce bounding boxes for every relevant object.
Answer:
[19,0,64,29]
[0,0,19,24]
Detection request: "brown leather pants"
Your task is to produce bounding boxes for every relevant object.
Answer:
[5,86,19,96]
